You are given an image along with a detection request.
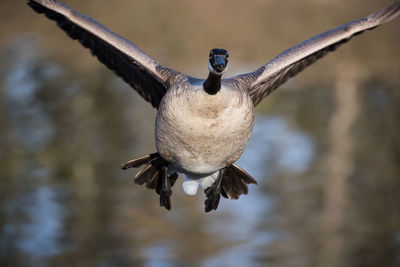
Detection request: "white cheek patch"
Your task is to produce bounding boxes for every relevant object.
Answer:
[208,61,227,75]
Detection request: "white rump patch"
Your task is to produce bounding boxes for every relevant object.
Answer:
[182,178,199,195]
[182,171,220,195]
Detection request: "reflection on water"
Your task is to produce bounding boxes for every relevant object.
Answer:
[238,116,313,178]
[142,243,174,267]
[14,186,63,257]
[3,42,55,152]
[1,39,400,267]
[206,116,314,265]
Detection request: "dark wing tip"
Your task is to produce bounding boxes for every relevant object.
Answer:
[27,1,43,12]
[367,1,400,24]
[241,1,400,107]
[27,0,168,109]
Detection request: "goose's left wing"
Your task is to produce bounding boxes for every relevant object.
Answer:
[27,0,179,109]
[231,1,400,106]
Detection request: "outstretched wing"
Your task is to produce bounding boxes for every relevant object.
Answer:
[27,0,179,108]
[231,1,400,106]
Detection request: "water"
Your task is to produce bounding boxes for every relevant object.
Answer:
[1,38,399,267]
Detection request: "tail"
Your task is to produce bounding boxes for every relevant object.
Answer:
[204,164,258,212]
[220,164,258,200]
[121,153,178,210]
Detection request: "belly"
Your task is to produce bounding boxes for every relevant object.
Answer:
[155,86,254,174]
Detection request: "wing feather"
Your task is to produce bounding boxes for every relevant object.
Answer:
[232,1,400,106]
[28,0,179,108]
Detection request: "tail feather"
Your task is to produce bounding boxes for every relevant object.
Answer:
[132,155,163,185]
[146,171,160,189]
[121,153,158,169]
[134,164,156,185]
[230,164,258,185]
[122,153,178,211]
[123,154,257,211]
[221,164,258,200]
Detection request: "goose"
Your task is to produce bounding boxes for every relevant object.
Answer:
[27,0,400,212]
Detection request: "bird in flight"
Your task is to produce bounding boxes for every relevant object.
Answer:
[27,0,400,212]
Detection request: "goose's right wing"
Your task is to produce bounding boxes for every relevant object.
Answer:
[231,1,400,106]
[28,0,179,108]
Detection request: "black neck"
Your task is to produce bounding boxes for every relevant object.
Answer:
[203,72,222,95]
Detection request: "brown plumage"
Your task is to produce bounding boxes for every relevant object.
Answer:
[28,0,400,212]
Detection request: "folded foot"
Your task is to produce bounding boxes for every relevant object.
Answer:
[123,155,257,213]
[157,166,176,210]
[204,164,258,212]
[204,174,222,212]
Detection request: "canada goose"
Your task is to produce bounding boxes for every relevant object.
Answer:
[27,0,400,212]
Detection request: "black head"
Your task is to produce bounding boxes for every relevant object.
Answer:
[208,48,229,74]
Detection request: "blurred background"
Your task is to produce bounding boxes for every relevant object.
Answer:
[1,0,400,266]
